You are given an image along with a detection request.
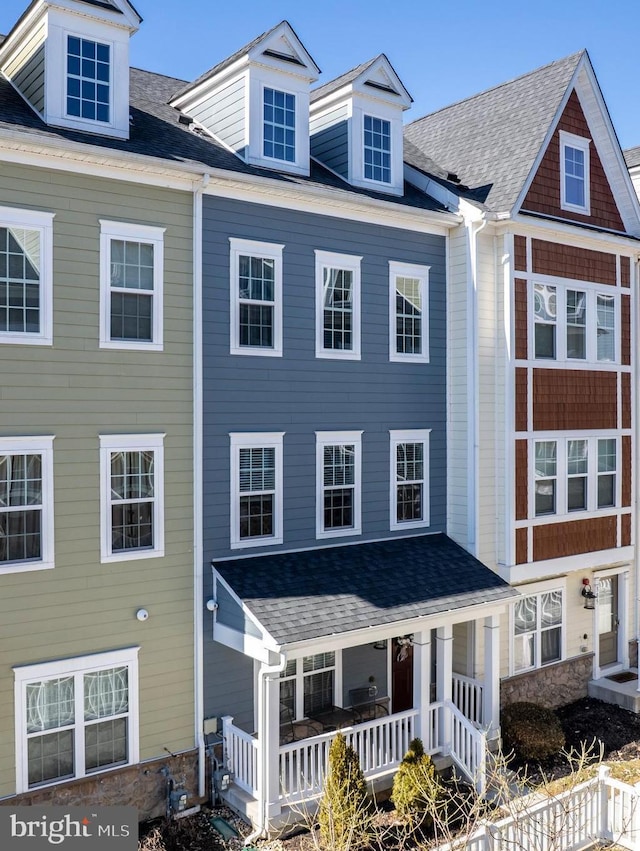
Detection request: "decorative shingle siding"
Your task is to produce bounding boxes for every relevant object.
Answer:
[515,368,528,431]
[622,372,632,430]
[522,90,625,231]
[533,369,617,431]
[531,238,617,284]
[533,516,617,561]
[622,514,632,547]
[621,255,631,287]
[515,527,528,564]
[514,279,528,360]
[623,436,632,507]
[515,440,528,521]
[514,235,528,272]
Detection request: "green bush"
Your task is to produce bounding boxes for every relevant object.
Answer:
[501,702,565,762]
[391,738,442,827]
[318,733,370,851]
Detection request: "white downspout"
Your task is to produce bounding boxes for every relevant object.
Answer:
[193,172,209,797]
[245,653,287,845]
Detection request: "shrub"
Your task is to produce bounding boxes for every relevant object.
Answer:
[391,738,442,827]
[318,733,370,851]
[501,702,565,762]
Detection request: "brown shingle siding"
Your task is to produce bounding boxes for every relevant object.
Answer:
[533,516,616,560]
[533,369,617,430]
[622,372,631,430]
[515,527,528,564]
[515,440,528,521]
[531,239,616,285]
[622,294,631,366]
[622,514,632,547]
[515,368,528,432]
[620,256,631,288]
[514,235,527,272]
[623,435,632,508]
[515,279,528,360]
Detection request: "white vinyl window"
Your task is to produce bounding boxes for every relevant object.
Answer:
[315,251,361,359]
[14,648,139,792]
[230,238,283,356]
[0,436,55,575]
[389,261,429,362]
[230,432,284,549]
[533,436,618,517]
[66,35,111,124]
[513,590,563,672]
[263,87,296,163]
[99,221,165,351]
[0,207,54,346]
[99,434,165,563]
[316,431,362,539]
[279,652,336,721]
[533,282,617,363]
[559,130,590,215]
[390,429,430,530]
[363,115,391,184]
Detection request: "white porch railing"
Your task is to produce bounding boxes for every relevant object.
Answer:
[448,700,487,795]
[221,716,259,796]
[452,673,484,726]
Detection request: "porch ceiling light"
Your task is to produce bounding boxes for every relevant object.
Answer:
[372,640,387,650]
[581,578,596,610]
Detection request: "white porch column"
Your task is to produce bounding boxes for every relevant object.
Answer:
[436,625,453,753]
[412,630,430,746]
[262,668,282,821]
[483,614,501,738]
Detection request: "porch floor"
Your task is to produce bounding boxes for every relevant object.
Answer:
[588,669,640,713]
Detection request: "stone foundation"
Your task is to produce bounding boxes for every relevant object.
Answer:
[500,654,594,709]
[1,750,199,821]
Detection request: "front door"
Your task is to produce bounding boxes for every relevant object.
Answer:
[392,637,414,712]
[598,576,619,667]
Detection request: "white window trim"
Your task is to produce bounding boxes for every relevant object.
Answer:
[99,433,165,563]
[230,432,284,550]
[64,30,114,129]
[0,436,55,575]
[314,250,362,360]
[281,651,342,721]
[362,111,392,186]
[531,434,620,520]
[389,261,430,363]
[261,83,298,167]
[315,430,363,540]
[0,206,54,346]
[531,279,619,364]
[559,130,591,216]
[389,429,431,531]
[229,238,284,357]
[14,647,139,793]
[99,220,165,351]
[510,585,565,675]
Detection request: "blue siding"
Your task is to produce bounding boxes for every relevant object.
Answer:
[310,105,349,178]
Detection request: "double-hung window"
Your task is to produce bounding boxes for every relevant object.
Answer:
[14,648,139,792]
[279,652,336,720]
[316,431,362,539]
[363,115,391,184]
[315,251,361,359]
[100,221,164,350]
[390,429,430,530]
[99,434,164,563]
[534,436,617,517]
[389,262,429,362]
[533,282,617,363]
[230,433,284,549]
[559,130,590,215]
[0,207,54,346]
[230,238,283,356]
[513,590,563,672]
[0,436,54,574]
[66,35,111,124]
[263,87,296,163]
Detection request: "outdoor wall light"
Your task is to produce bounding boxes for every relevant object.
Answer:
[581,578,597,610]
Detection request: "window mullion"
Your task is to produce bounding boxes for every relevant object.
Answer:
[75,672,85,780]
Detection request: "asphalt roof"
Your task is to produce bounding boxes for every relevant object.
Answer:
[624,146,640,169]
[215,533,518,646]
[404,51,584,213]
[310,57,378,103]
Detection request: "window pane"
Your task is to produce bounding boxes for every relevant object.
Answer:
[568,440,587,511]
[513,634,535,672]
[514,596,537,634]
[0,508,41,562]
[0,227,41,334]
[279,678,295,716]
[395,277,422,354]
[324,488,353,529]
[567,477,587,511]
[84,668,128,720]
[111,502,153,550]
[565,146,585,207]
[598,439,616,473]
[597,294,615,362]
[597,475,615,508]
[26,677,75,733]
[541,590,562,627]
[110,292,152,342]
[324,445,355,487]
[535,442,556,477]
[303,670,334,716]
[397,483,422,523]
[239,494,273,539]
[28,730,74,787]
[534,284,556,358]
[541,627,561,665]
[85,718,127,771]
[239,448,275,492]
[566,290,586,359]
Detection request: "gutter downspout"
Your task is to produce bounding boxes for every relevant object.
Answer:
[467,213,489,556]
[244,653,287,846]
[194,172,210,798]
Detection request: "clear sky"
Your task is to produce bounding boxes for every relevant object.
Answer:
[2,0,640,149]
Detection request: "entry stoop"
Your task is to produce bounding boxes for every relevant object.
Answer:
[588,670,640,713]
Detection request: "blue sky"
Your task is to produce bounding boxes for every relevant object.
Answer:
[2,0,640,149]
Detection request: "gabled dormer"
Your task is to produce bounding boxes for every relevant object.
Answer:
[171,22,320,177]
[0,0,140,139]
[310,55,412,196]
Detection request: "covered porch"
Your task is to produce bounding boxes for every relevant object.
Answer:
[208,534,518,833]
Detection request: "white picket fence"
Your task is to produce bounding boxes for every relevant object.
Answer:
[434,766,640,851]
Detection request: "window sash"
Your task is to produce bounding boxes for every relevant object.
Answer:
[363,115,391,183]
[0,452,44,564]
[66,35,110,124]
[109,451,155,552]
[513,591,562,672]
[263,88,296,163]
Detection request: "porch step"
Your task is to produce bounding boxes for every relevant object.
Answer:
[588,672,640,713]
[221,785,260,827]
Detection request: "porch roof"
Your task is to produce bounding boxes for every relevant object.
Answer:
[214,534,519,645]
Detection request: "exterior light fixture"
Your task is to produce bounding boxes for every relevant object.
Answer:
[372,640,387,650]
[581,578,596,610]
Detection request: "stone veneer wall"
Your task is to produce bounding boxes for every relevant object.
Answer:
[0,750,199,822]
[500,655,594,709]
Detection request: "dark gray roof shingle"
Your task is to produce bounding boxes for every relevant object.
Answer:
[624,146,640,169]
[215,534,518,646]
[404,51,584,213]
[310,58,377,103]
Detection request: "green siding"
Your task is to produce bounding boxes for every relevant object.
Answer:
[0,163,195,798]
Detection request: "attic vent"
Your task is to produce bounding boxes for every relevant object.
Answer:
[178,114,194,126]
[364,80,398,95]
[262,48,305,67]
[447,172,461,184]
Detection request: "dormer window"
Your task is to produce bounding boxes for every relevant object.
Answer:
[263,88,296,163]
[560,130,590,215]
[363,115,391,184]
[66,36,110,123]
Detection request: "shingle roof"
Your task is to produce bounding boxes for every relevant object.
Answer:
[624,146,640,169]
[404,51,584,213]
[310,58,377,103]
[215,534,518,646]
[0,68,448,213]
